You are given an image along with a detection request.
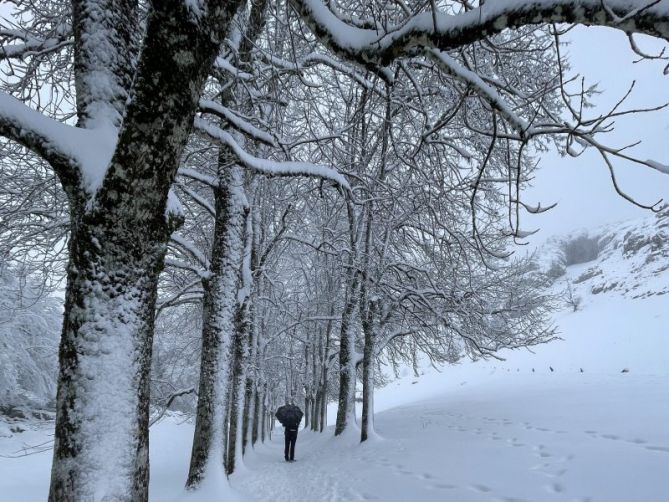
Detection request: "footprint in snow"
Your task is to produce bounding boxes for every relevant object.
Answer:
[431,482,457,490]
[506,438,524,447]
[542,468,567,478]
[646,445,669,453]
[600,434,620,440]
[470,484,492,493]
[545,482,564,494]
[530,462,552,471]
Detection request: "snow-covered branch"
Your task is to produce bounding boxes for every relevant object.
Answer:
[290,0,669,66]
[164,258,210,280]
[0,93,77,170]
[0,93,117,192]
[198,99,278,147]
[177,167,219,189]
[426,49,531,136]
[175,182,216,218]
[0,34,72,61]
[169,233,211,271]
[194,117,351,191]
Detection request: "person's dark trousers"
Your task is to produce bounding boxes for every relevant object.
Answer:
[284,428,298,461]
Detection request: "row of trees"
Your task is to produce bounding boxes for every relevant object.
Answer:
[1,0,668,500]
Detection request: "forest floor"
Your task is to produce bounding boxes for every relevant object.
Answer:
[1,294,668,501]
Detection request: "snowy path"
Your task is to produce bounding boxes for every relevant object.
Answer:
[1,373,667,501]
[232,374,669,502]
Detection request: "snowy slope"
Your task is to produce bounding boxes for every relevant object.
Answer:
[1,214,667,501]
[537,207,669,299]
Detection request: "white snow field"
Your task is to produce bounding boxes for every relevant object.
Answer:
[2,291,667,501]
[2,217,668,501]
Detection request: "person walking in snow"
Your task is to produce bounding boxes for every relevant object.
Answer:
[275,403,303,462]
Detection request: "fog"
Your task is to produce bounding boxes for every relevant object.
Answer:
[526,26,669,243]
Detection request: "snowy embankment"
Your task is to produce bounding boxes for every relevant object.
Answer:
[2,218,668,501]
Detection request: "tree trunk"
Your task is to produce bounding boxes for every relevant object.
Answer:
[312,389,320,431]
[334,272,360,436]
[360,303,378,442]
[251,383,260,446]
[241,377,254,454]
[241,299,257,455]
[187,164,246,487]
[318,311,333,433]
[259,384,267,444]
[304,396,311,430]
[225,300,249,474]
[319,385,327,432]
[48,220,166,501]
[47,1,244,499]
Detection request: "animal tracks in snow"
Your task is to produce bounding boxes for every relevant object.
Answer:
[469,483,492,493]
[582,428,664,454]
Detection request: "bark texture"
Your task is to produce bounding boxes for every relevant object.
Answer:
[49,2,244,499]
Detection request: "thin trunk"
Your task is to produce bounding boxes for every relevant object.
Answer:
[260,392,266,444]
[312,390,321,432]
[361,84,390,443]
[241,296,256,454]
[319,386,327,432]
[251,384,260,446]
[241,378,254,454]
[334,271,360,436]
[360,303,377,442]
[318,309,333,433]
[225,300,249,474]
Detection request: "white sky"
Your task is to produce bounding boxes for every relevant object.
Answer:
[524,26,669,243]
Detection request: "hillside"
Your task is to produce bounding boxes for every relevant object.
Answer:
[539,207,669,300]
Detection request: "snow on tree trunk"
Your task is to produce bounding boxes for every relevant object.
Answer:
[187,162,246,488]
[304,397,311,429]
[241,368,254,455]
[251,384,261,446]
[360,303,378,442]
[334,271,361,436]
[241,281,258,454]
[71,0,138,130]
[43,2,244,499]
[48,222,166,501]
[260,387,267,444]
[225,299,250,474]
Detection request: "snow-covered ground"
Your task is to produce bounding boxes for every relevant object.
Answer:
[1,218,668,501]
[231,373,668,502]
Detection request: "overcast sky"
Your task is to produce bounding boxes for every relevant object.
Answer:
[524,26,669,244]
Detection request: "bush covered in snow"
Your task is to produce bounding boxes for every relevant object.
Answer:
[562,234,600,266]
[0,264,61,409]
